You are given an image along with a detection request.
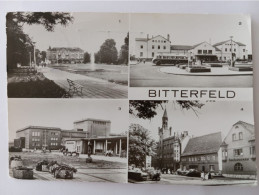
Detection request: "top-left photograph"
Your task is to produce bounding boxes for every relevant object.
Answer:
[7,12,129,98]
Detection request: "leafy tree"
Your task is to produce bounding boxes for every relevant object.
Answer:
[129,124,156,168]
[83,52,91,64]
[129,100,204,119]
[118,32,129,65]
[95,39,118,64]
[6,12,73,69]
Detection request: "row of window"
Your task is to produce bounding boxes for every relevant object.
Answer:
[51,132,59,136]
[50,137,58,141]
[151,40,167,43]
[140,45,167,50]
[222,146,256,157]
[197,50,213,54]
[50,143,58,146]
[32,138,40,142]
[32,143,40,147]
[182,155,216,162]
[232,132,243,141]
[93,121,107,125]
[32,132,40,137]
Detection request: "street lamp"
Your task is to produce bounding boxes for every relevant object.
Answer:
[33,41,36,68]
[230,36,233,67]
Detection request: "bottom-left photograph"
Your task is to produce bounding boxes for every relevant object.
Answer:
[8,99,128,183]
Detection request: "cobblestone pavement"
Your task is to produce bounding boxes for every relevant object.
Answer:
[38,67,128,98]
[130,62,253,87]
[129,174,257,186]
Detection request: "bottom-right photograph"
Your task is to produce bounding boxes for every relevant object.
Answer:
[128,100,257,186]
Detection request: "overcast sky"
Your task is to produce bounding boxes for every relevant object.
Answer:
[8,99,128,142]
[130,101,254,141]
[130,13,252,55]
[23,12,129,54]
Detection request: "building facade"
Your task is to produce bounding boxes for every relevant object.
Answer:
[180,132,222,173]
[220,121,256,179]
[153,109,190,171]
[46,47,84,64]
[134,34,248,62]
[135,35,171,60]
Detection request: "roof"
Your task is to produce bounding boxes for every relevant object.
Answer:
[135,38,148,41]
[61,130,87,134]
[135,35,170,42]
[74,118,111,124]
[83,135,127,140]
[16,126,61,133]
[213,40,246,47]
[170,45,193,50]
[182,132,222,156]
[233,121,254,135]
[48,47,84,52]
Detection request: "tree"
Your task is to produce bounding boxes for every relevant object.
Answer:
[129,100,204,119]
[83,52,91,64]
[95,39,118,64]
[129,124,156,168]
[6,12,73,69]
[118,32,129,65]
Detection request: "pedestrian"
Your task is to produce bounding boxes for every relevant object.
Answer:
[143,59,146,64]
[201,171,205,181]
[208,172,212,179]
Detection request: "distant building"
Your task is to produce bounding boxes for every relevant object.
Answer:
[134,34,249,62]
[135,35,171,60]
[46,47,84,64]
[153,109,191,171]
[180,132,222,173]
[220,121,256,179]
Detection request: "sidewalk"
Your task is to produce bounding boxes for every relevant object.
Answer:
[160,66,253,76]
[38,67,128,98]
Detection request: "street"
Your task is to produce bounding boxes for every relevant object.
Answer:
[129,174,257,186]
[9,152,127,183]
[130,62,253,87]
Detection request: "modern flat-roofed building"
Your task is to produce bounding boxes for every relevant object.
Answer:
[180,132,222,173]
[46,47,84,64]
[220,121,256,179]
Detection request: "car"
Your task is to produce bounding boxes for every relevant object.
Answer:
[144,167,161,181]
[186,169,201,177]
[128,167,148,181]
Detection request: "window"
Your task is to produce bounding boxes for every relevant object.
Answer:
[207,156,210,161]
[201,156,205,161]
[243,49,245,52]
[77,129,83,131]
[229,48,232,52]
[208,50,212,54]
[152,52,154,57]
[222,150,228,157]
[239,132,243,140]
[225,48,227,52]
[234,49,236,52]
[152,45,154,49]
[140,45,143,49]
[234,163,243,171]
[163,46,166,50]
[232,133,237,141]
[212,156,216,161]
[250,146,256,155]
[140,52,143,57]
[234,149,243,156]
[158,45,160,49]
[203,50,207,54]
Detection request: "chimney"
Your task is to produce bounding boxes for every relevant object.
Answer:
[167,34,170,41]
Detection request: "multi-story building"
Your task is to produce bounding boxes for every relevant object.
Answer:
[180,132,223,173]
[220,121,256,179]
[153,109,191,171]
[213,40,248,61]
[14,118,127,157]
[134,34,248,62]
[135,34,171,60]
[46,47,84,64]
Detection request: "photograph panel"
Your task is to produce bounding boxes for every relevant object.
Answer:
[7,12,129,98]
[8,99,128,183]
[129,13,253,88]
[128,100,256,186]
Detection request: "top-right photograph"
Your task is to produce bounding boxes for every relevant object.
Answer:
[129,13,253,88]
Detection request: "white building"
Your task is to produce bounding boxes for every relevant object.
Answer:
[135,35,171,60]
[213,40,248,61]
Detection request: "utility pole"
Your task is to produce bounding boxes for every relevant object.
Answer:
[230,36,233,67]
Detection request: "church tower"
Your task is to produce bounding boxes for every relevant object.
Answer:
[162,108,168,129]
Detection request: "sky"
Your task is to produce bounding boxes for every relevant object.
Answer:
[130,101,254,141]
[8,99,129,142]
[23,12,129,54]
[130,13,252,55]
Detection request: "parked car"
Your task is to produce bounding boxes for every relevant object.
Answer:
[144,167,161,181]
[186,169,201,177]
[128,167,148,181]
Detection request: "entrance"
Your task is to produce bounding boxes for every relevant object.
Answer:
[202,166,205,172]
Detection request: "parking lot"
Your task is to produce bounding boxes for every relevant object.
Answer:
[9,152,127,183]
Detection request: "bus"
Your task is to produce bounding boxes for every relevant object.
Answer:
[152,53,188,65]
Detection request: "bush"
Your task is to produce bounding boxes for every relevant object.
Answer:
[8,78,67,98]
[186,67,211,73]
[9,146,22,152]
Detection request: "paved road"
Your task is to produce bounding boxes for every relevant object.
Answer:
[38,67,128,99]
[130,62,253,87]
[129,174,257,186]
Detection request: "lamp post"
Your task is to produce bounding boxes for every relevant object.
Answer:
[230,36,233,67]
[33,41,36,68]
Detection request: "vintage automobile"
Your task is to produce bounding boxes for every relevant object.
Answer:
[128,166,161,181]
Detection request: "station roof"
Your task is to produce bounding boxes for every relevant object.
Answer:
[182,132,222,157]
[47,47,84,52]
[213,40,246,47]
